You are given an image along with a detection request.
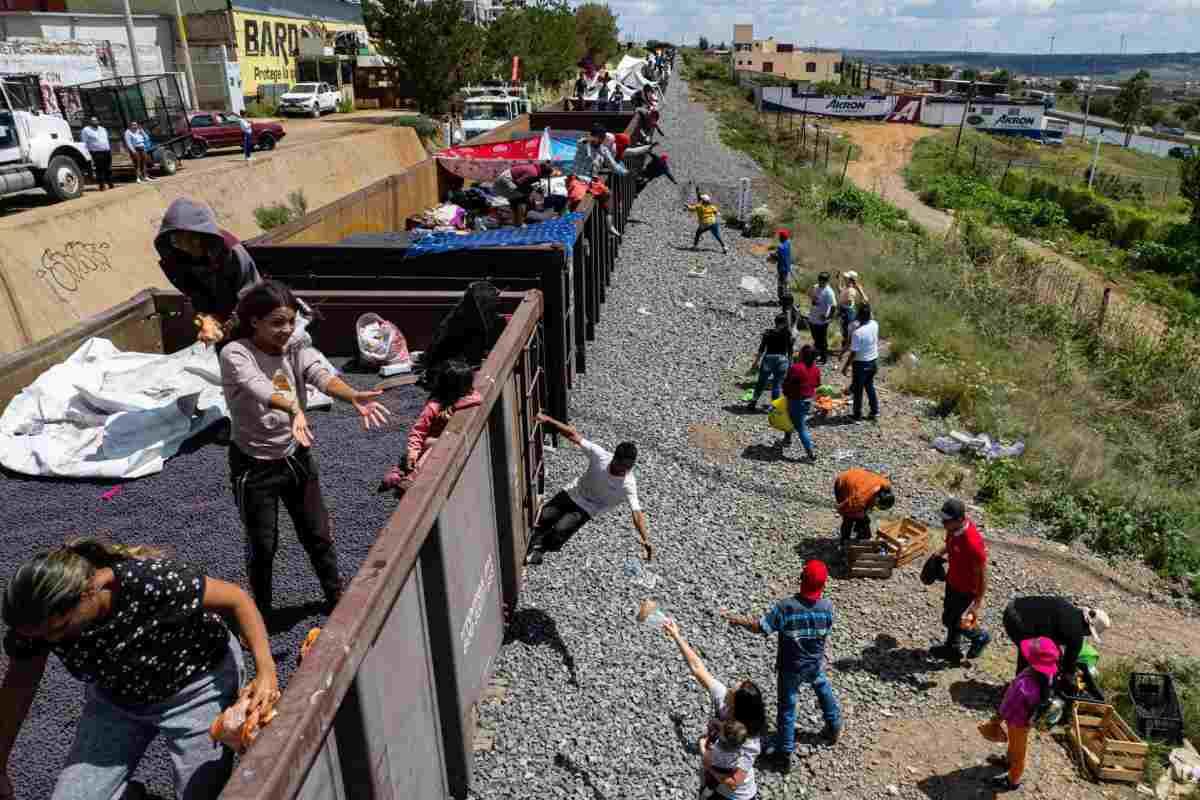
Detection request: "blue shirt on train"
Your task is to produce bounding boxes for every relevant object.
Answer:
[759,595,833,674]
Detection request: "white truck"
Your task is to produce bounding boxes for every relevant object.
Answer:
[460,84,530,141]
[0,75,92,202]
[278,82,340,118]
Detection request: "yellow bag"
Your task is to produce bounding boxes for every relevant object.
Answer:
[767,397,794,433]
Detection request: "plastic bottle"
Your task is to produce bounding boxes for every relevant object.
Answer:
[623,556,660,589]
[636,599,672,629]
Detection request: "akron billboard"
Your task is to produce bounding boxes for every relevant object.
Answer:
[758,87,896,119]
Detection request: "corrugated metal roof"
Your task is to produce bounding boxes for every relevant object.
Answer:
[231,0,364,24]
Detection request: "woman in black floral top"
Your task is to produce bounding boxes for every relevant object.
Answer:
[0,540,278,800]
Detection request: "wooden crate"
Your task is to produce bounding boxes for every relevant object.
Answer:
[877,518,931,568]
[846,541,894,579]
[1069,701,1148,784]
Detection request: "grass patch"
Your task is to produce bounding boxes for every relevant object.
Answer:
[253,190,308,231]
[683,61,1200,581]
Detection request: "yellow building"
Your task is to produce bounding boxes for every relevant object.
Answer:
[231,0,366,99]
[731,23,843,83]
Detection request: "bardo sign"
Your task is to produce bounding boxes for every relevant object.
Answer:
[234,11,366,97]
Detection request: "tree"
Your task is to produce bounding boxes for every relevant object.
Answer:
[486,1,576,86]
[1113,69,1152,147]
[989,69,1010,87]
[1181,154,1200,226]
[1144,106,1167,127]
[1176,103,1198,123]
[1059,78,1079,94]
[575,3,621,66]
[698,35,710,51]
[364,0,484,114]
[960,68,978,82]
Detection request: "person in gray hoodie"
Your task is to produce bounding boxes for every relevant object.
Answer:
[155,198,261,343]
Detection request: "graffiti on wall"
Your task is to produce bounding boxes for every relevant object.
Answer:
[36,241,113,297]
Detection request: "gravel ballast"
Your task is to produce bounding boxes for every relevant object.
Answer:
[0,363,423,799]
[464,76,1152,800]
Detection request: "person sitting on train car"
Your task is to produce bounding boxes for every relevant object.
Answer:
[156,197,262,344]
[526,413,650,566]
[568,123,628,237]
[381,360,481,495]
[493,163,556,227]
[0,538,278,800]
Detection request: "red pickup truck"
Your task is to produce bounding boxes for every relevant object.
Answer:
[186,112,286,157]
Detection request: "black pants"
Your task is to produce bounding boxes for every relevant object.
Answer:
[810,322,830,362]
[530,490,592,552]
[840,514,872,542]
[851,360,879,418]
[942,584,987,649]
[92,150,113,188]
[230,444,341,612]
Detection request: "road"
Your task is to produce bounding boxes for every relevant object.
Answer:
[0,109,420,219]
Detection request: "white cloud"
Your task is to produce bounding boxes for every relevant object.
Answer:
[602,0,1200,52]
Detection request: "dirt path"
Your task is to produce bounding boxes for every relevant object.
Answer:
[829,121,1170,340]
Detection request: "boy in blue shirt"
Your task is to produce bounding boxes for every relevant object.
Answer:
[723,559,841,771]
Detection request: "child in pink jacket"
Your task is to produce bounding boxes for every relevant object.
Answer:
[979,636,1059,792]
[382,360,481,493]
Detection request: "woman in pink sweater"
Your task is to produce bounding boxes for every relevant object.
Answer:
[382,360,481,493]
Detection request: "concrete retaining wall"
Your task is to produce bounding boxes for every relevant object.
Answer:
[0,124,428,354]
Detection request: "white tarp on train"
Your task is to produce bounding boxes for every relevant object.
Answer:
[758,88,896,119]
[0,324,331,479]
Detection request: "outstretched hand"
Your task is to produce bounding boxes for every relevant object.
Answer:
[352,390,391,430]
[662,619,680,640]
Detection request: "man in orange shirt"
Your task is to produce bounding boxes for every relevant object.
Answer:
[929,498,991,664]
[833,468,895,543]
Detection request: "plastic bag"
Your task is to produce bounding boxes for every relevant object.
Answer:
[767,396,794,433]
[356,313,411,370]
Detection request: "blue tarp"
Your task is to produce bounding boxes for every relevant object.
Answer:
[405,212,584,263]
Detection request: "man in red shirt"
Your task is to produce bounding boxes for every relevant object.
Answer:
[929,498,991,663]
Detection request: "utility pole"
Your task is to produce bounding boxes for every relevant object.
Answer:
[1081,58,1095,142]
[120,0,144,79]
[174,0,199,109]
[1088,131,1102,189]
[953,79,976,162]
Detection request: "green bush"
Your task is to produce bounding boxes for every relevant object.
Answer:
[243,101,278,119]
[825,185,909,230]
[920,174,1066,235]
[393,115,440,141]
[1130,241,1200,276]
[253,190,309,231]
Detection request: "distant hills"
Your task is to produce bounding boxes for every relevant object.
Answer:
[842,50,1200,79]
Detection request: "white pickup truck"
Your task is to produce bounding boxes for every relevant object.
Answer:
[277,82,340,118]
[460,84,531,141]
[0,76,92,203]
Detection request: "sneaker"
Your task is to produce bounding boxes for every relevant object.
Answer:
[990,774,1021,792]
[136,177,144,183]
[608,224,621,237]
[820,724,841,745]
[929,643,963,663]
[145,174,156,181]
[967,630,992,660]
[987,754,1010,768]
[866,413,879,422]
[766,749,793,772]
[525,548,544,566]
[781,434,793,447]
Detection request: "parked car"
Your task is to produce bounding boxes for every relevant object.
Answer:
[186,112,286,157]
[1169,145,1197,160]
[278,83,339,118]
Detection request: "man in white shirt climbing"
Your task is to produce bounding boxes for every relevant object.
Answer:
[528,413,651,566]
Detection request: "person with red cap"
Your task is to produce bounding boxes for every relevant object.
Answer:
[721,559,841,771]
[929,498,991,664]
[978,636,1059,792]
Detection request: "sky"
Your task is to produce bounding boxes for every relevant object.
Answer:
[602,0,1200,54]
